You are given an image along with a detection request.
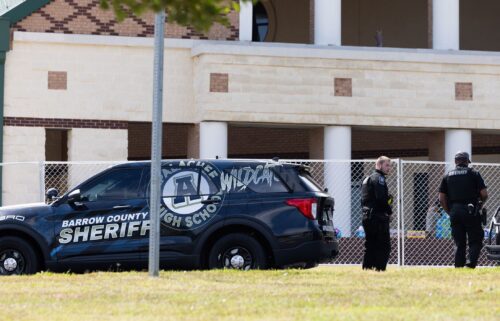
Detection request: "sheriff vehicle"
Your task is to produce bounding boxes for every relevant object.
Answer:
[0,160,338,275]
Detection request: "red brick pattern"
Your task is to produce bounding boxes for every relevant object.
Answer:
[455,82,473,101]
[334,78,352,97]
[12,0,239,40]
[210,73,229,93]
[3,117,128,129]
[48,71,67,90]
[128,122,189,159]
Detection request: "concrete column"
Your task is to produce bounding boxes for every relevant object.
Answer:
[239,0,253,41]
[314,0,341,46]
[324,126,352,237]
[433,0,459,50]
[445,129,471,164]
[200,122,228,159]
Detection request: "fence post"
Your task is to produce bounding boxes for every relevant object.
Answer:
[39,161,45,203]
[396,159,401,267]
[398,159,405,267]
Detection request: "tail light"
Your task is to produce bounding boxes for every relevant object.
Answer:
[285,198,317,220]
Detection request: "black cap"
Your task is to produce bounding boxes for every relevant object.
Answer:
[454,151,471,163]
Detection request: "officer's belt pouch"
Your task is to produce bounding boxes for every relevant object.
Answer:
[362,206,373,220]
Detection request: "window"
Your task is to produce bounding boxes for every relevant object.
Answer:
[79,168,143,202]
[222,166,288,193]
[252,1,269,42]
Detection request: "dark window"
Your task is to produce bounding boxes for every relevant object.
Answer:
[299,171,322,192]
[45,129,69,196]
[252,1,269,42]
[222,166,288,193]
[79,168,143,201]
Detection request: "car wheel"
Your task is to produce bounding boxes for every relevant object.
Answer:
[208,233,267,270]
[0,237,39,275]
[304,261,318,269]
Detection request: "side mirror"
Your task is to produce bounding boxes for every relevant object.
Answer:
[46,188,59,201]
[67,189,81,203]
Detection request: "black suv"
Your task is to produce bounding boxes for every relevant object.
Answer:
[0,160,338,275]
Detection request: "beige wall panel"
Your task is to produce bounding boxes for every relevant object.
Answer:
[66,128,128,189]
[2,127,45,205]
[68,128,127,161]
[5,39,195,123]
[194,52,500,130]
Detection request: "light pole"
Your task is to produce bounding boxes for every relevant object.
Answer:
[149,10,165,277]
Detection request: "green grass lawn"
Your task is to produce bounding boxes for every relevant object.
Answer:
[1,266,498,321]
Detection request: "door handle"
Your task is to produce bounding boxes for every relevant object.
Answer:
[113,205,132,209]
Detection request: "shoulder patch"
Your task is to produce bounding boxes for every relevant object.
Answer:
[378,176,385,185]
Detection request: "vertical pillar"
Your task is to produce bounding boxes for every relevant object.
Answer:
[433,0,459,50]
[200,122,228,159]
[314,0,341,46]
[324,126,352,237]
[239,0,253,41]
[445,129,471,164]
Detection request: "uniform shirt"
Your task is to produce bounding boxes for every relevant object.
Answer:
[361,169,392,215]
[439,165,486,205]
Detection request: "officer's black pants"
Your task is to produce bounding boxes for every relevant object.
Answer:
[362,215,391,271]
[450,204,483,268]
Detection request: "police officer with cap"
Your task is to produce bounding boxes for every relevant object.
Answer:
[361,156,394,271]
[439,151,488,268]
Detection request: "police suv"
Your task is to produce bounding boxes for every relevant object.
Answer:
[0,160,338,275]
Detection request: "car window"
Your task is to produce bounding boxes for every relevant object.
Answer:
[222,165,288,193]
[79,168,143,202]
[299,171,323,192]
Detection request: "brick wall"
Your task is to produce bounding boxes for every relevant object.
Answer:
[3,117,128,129]
[12,0,239,40]
[48,71,67,90]
[127,122,190,160]
[228,126,310,158]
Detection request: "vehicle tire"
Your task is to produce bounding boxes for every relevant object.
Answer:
[0,237,39,275]
[208,233,267,270]
[304,261,319,269]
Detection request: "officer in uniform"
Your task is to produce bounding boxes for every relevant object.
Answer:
[439,151,488,268]
[361,156,394,271]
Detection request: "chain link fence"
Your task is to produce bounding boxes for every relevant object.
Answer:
[0,159,497,267]
[400,161,499,267]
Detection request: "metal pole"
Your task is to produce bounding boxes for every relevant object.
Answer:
[398,159,405,267]
[149,10,165,277]
[396,158,402,267]
[39,161,45,202]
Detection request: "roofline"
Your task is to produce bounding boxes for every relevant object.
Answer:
[0,0,50,24]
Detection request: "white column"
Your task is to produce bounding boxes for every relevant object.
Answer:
[200,122,228,159]
[433,0,459,50]
[445,129,471,164]
[324,126,352,237]
[239,0,253,41]
[314,0,341,46]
